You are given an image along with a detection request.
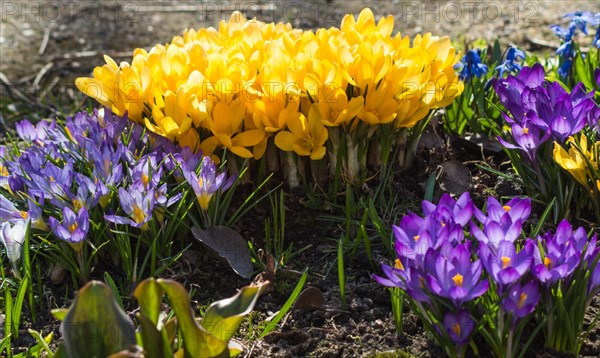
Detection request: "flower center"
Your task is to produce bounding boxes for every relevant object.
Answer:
[452,273,463,287]
[544,257,552,269]
[142,173,150,188]
[503,205,511,212]
[394,258,404,270]
[451,323,461,337]
[501,256,511,269]
[20,211,29,219]
[413,235,420,242]
[517,292,528,309]
[68,222,78,234]
[132,204,146,224]
[0,164,8,176]
[523,127,529,134]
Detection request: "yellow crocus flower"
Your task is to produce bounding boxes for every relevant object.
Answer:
[275,105,328,160]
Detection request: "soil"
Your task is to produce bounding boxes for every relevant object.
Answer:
[1,1,600,357]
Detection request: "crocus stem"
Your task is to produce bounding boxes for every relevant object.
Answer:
[76,250,86,281]
[507,328,514,358]
[346,133,359,184]
[286,152,299,188]
[11,262,22,280]
[534,162,547,195]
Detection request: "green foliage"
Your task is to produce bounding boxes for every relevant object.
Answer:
[48,279,266,358]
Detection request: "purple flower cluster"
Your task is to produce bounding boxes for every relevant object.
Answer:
[0,108,233,250]
[493,64,599,162]
[374,193,600,345]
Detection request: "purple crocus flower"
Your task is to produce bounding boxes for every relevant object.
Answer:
[105,187,155,230]
[589,260,600,296]
[498,116,551,163]
[130,154,163,191]
[427,244,489,306]
[441,310,474,345]
[480,240,534,287]
[422,192,474,227]
[373,259,431,303]
[502,281,540,323]
[532,220,585,285]
[0,193,30,224]
[474,196,531,225]
[181,156,234,211]
[48,206,89,252]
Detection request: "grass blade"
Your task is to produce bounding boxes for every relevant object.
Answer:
[260,269,308,338]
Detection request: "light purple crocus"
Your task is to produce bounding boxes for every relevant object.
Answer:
[181,156,234,211]
[502,281,540,323]
[105,187,155,230]
[0,219,28,264]
[48,206,89,252]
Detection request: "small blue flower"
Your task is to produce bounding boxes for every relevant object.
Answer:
[457,49,488,81]
[495,47,526,77]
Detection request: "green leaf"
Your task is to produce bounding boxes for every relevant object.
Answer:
[135,313,167,358]
[157,279,228,358]
[134,278,165,326]
[51,309,68,321]
[260,269,308,338]
[201,283,266,342]
[12,275,29,338]
[60,281,137,358]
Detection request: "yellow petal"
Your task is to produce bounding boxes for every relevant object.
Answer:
[274,131,297,152]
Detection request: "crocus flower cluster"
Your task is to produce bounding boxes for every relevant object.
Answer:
[0,108,233,277]
[374,193,600,356]
[494,63,599,163]
[550,11,600,78]
[75,9,463,186]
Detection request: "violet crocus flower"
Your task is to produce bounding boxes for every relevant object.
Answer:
[532,220,585,285]
[498,116,551,163]
[0,193,30,224]
[502,281,540,323]
[480,240,534,287]
[373,259,431,303]
[105,187,155,230]
[130,154,163,191]
[427,245,489,306]
[441,310,474,345]
[422,192,474,227]
[48,206,89,251]
[589,260,600,296]
[474,196,531,225]
[181,156,234,210]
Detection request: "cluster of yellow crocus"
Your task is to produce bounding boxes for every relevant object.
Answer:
[76,8,463,161]
[554,135,600,191]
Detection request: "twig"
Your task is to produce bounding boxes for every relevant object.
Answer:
[33,62,54,90]
[133,4,273,13]
[38,23,55,55]
[50,50,133,61]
